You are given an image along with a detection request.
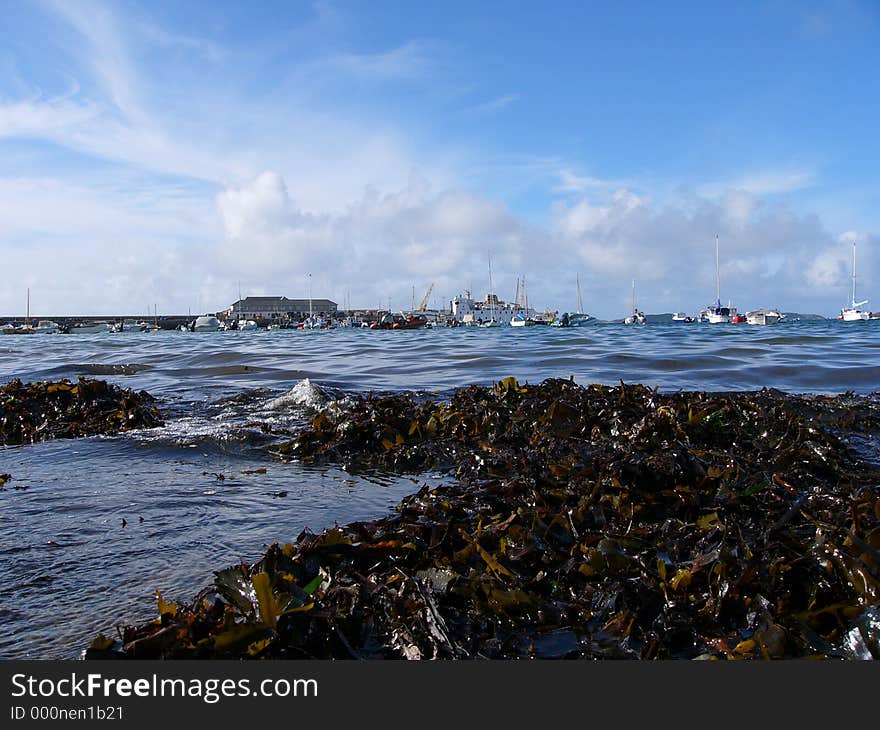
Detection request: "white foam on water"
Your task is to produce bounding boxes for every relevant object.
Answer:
[265,378,329,412]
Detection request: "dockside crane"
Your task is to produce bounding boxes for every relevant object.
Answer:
[417,283,434,312]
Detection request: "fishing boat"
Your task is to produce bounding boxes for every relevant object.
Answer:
[32,320,62,334]
[703,235,738,323]
[672,312,691,322]
[623,280,647,325]
[369,311,426,330]
[840,241,870,321]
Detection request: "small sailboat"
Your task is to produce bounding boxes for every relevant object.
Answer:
[480,253,500,327]
[568,273,594,326]
[840,241,870,321]
[3,289,35,334]
[510,277,528,327]
[623,280,647,325]
[703,234,738,323]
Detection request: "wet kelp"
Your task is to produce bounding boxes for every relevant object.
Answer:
[0,377,163,445]
[90,378,880,659]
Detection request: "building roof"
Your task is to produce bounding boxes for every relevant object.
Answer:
[232,297,337,307]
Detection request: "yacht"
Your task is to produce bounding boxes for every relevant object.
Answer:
[703,235,738,323]
[840,241,870,321]
[623,281,647,325]
[564,273,595,326]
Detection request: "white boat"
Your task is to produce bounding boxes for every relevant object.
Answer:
[746,308,784,326]
[235,318,258,331]
[193,315,221,332]
[3,289,36,334]
[71,322,113,334]
[2,323,34,335]
[672,312,690,322]
[623,280,647,325]
[840,241,870,321]
[703,235,737,323]
[33,320,61,334]
[111,320,145,333]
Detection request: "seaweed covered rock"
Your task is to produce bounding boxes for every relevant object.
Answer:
[0,377,163,445]
[90,378,880,660]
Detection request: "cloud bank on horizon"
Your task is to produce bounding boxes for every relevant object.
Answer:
[1,0,879,319]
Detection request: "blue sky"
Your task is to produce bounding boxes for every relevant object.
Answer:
[1,0,879,317]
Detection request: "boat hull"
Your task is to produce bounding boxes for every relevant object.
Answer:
[841,308,870,321]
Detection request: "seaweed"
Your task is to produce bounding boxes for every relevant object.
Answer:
[88,378,880,659]
[0,377,163,445]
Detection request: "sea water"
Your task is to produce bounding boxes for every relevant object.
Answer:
[1,321,878,657]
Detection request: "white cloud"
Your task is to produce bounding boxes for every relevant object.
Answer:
[700,169,816,197]
[0,2,875,321]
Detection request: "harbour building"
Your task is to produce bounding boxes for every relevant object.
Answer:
[227,296,338,322]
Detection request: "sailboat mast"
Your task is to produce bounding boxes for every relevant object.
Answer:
[308,273,313,319]
[852,241,857,307]
[576,273,583,314]
[715,234,721,307]
[631,280,636,313]
[26,288,30,326]
[487,253,495,320]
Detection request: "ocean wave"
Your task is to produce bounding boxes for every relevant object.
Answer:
[264,378,331,412]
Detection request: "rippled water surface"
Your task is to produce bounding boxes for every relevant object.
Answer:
[1,320,879,657]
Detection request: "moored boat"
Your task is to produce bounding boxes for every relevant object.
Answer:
[703,235,738,323]
[840,241,870,321]
[746,308,784,326]
[623,280,647,325]
[70,322,113,334]
[192,315,221,332]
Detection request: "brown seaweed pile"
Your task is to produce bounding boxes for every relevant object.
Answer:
[0,377,163,445]
[88,378,880,659]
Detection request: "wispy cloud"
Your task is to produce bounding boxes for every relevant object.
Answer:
[699,169,817,197]
[140,24,223,63]
[307,41,431,81]
[467,93,520,115]
[554,169,632,196]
